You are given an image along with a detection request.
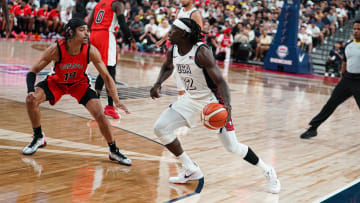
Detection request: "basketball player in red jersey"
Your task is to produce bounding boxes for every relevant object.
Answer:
[150,18,280,193]
[1,0,11,37]
[155,0,203,48]
[88,0,134,119]
[23,18,132,166]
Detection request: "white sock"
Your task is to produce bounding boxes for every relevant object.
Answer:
[177,152,196,169]
[256,159,269,172]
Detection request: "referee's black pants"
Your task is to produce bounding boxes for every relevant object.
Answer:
[309,72,360,128]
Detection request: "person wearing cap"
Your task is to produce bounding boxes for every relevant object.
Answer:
[215,27,233,63]
[22,18,132,166]
[150,18,280,194]
[88,0,135,119]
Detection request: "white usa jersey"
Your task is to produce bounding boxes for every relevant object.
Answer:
[172,42,217,100]
[177,7,197,19]
[173,6,198,91]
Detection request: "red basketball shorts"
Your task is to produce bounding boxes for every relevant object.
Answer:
[45,76,90,105]
[90,30,117,66]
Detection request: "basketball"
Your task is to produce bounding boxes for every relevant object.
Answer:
[201,103,228,130]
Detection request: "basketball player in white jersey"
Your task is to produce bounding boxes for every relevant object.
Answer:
[150,18,281,194]
[157,0,203,136]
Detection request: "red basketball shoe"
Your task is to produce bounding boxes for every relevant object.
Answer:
[104,105,120,119]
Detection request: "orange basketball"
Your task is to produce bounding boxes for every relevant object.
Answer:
[201,103,228,130]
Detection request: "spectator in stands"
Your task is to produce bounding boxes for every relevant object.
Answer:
[59,0,74,12]
[315,14,330,40]
[13,0,31,37]
[36,4,49,37]
[336,3,348,25]
[136,26,157,53]
[144,17,158,35]
[85,0,96,22]
[130,15,144,42]
[325,41,343,77]
[61,6,72,25]
[216,27,233,61]
[85,0,96,15]
[298,25,313,53]
[254,26,272,61]
[72,0,86,20]
[47,5,61,37]
[307,19,323,51]
[28,4,37,36]
[155,18,170,40]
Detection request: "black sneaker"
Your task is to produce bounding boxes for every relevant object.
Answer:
[300,128,317,139]
[22,133,47,155]
[109,148,132,166]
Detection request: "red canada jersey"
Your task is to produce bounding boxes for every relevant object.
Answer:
[48,9,59,20]
[91,0,118,32]
[52,39,90,84]
[37,8,49,17]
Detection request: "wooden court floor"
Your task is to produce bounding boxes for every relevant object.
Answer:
[0,40,359,203]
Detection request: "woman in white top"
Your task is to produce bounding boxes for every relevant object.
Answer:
[156,19,171,39]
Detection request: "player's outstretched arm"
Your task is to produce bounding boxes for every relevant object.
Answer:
[150,48,174,99]
[26,44,59,94]
[196,46,232,119]
[89,46,130,114]
[29,44,59,74]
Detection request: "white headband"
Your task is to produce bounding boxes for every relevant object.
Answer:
[173,19,191,33]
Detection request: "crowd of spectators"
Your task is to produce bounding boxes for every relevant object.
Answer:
[0,0,358,63]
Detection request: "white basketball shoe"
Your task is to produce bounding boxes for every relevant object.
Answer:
[264,167,281,194]
[22,133,47,155]
[169,164,204,184]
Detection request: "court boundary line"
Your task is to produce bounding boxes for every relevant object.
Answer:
[0,97,164,146]
[0,97,206,202]
[314,178,360,203]
[163,178,204,203]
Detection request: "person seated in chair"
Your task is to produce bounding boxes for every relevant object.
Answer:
[325,41,343,77]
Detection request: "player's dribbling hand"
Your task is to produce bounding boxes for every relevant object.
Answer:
[150,84,161,99]
[115,102,130,114]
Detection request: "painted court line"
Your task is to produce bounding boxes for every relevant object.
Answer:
[164,178,205,203]
[314,178,360,203]
[0,129,175,163]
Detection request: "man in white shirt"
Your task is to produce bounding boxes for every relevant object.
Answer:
[61,6,72,25]
[298,25,313,53]
[307,20,323,50]
[59,0,75,12]
[144,17,158,35]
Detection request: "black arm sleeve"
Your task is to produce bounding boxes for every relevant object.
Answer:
[26,72,36,93]
[117,14,133,41]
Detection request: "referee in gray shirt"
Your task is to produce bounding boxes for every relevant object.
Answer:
[301,19,360,139]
